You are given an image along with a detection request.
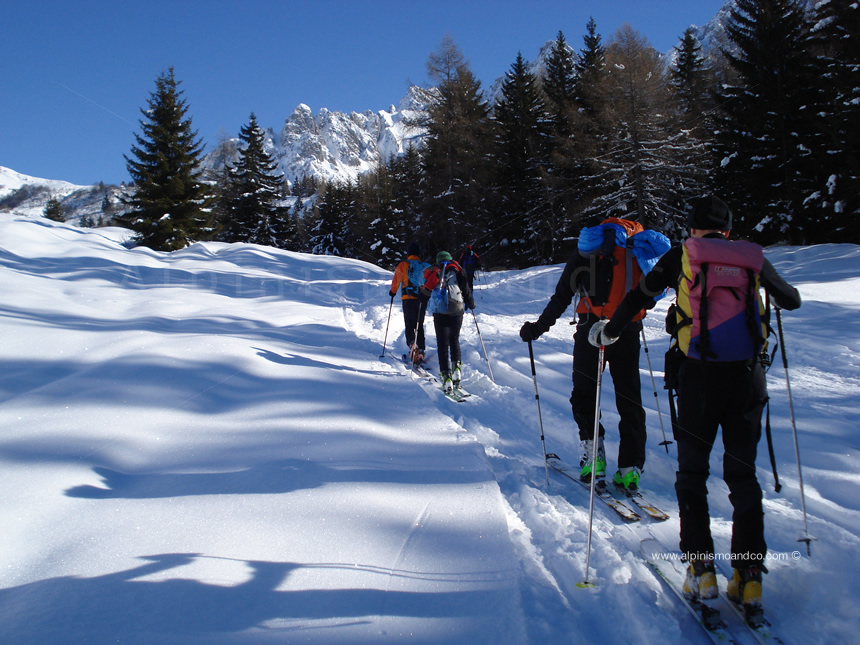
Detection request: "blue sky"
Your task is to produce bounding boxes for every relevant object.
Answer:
[3,0,727,187]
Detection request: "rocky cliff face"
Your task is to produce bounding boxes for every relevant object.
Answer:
[204,84,436,189]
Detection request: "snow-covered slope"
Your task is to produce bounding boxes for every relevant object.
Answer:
[1,211,858,643]
[0,166,125,225]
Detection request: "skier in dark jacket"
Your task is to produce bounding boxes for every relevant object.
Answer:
[421,251,475,393]
[458,245,482,290]
[519,218,670,491]
[592,196,802,620]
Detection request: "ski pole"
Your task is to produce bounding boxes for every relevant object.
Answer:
[776,307,816,556]
[641,329,672,452]
[527,340,550,487]
[380,295,394,358]
[581,342,606,588]
[472,309,495,382]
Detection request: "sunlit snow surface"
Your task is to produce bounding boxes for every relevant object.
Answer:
[1,212,857,643]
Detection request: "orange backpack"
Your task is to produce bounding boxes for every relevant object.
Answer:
[576,217,646,320]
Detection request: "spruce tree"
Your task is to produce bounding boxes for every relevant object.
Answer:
[389,143,427,255]
[364,158,405,268]
[421,35,492,254]
[808,0,860,242]
[550,17,612,236]
[543,31,577,138]
[542,25,604,256]
[575,17,608,115]
[670,28,716,132]
[492,52,552,264]
[222,113,287,246]
[667,28,715,218]
[713,0,819,243]
[43,197,65,222]
[122,68,213,251]
[311,180,348,256]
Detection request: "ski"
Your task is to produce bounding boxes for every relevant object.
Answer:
[401,354,436,381]
[441,386,466,403]
[640,539,740,644]
[613,483,671,521]
[715,565,786,644]
[546,454,641,522]
[452,384,471,398]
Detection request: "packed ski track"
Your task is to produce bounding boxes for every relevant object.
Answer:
[1,213,858,643]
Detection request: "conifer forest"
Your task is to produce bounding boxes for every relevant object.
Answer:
[118,1,859,268]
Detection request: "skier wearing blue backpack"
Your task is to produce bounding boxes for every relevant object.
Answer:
[389,242,430,364]
[520,217,671,492]
[594,196,802,623]
[420,251,475,393]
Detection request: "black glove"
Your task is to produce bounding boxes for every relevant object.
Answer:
[389,290,396,298]
[519,321,542,343]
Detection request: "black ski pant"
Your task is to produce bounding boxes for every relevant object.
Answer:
[674,359,768,568]
[433,313,463,373]
[402,298,426,352]
[571,316,647,470]
[466,270,476,291]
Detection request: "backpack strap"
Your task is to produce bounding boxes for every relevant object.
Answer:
[764,395,781,493]
[694,262,717,361]
[625,235,635,295]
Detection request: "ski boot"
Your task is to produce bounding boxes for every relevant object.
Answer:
[727,565,765,625]
[440,370,454,394]
[682,558,718,602]
[613,466,641,494]
[579,438,606,484]
[451,361,464,387]
[409,345,424,365]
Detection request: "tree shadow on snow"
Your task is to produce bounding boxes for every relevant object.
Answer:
[0,553,508,642]
[65,458,491,500]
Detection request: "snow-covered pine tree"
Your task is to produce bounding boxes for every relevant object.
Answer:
[666,27,716,231]
[713,0,820,244]
[122,68,214,251]
[491,52,552,265]
[364,158,405,268]
[540,25,603,256]
[549,18,613,236]
[384,144,427,264]
[574,17,608,117]
[310,180,349,256]
[43,197,65,222]
[222,113,288,247]
[543,31,577,139]
[421,34,493,254]
[807,0,860,242]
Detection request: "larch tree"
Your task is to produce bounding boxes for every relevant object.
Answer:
[584,24,682,233]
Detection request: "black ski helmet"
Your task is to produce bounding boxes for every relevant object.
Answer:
[687,195,732,230]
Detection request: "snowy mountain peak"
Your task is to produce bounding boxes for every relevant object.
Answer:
[210,85,436,189]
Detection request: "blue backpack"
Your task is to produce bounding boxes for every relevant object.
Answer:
[403,259,429,297]
[427,263,464,315]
